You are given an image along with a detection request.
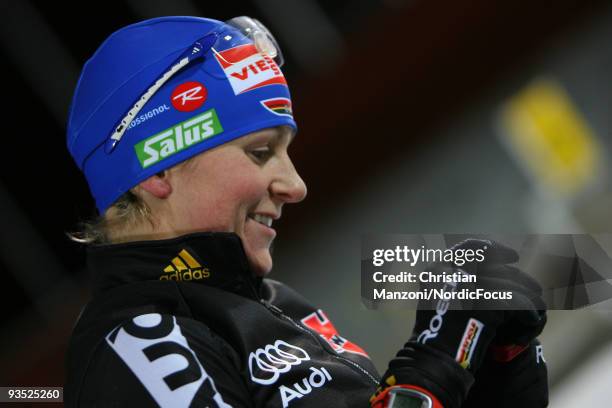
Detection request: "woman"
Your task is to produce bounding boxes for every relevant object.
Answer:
[64,16,548,408]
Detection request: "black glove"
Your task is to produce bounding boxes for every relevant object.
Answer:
[463,339,548,407]
[375,239,547,408]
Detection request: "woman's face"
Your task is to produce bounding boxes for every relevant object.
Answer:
[163,126,307,276]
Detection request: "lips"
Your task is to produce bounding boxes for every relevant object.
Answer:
[248,213,274,228]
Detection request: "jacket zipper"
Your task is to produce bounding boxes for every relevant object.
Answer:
[259,299,379,386]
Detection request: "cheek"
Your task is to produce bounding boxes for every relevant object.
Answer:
[231,177,266,203]
[227,177,268,224]
[185,167,267,231]
[219,159,269,207]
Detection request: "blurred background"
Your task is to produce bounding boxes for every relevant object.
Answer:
[1,0,611,406]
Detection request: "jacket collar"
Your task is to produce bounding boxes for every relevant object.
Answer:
[87,232,262,299]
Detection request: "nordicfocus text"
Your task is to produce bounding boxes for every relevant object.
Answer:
[373,288,513,301]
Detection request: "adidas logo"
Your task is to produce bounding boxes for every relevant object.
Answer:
[159,249,211,281]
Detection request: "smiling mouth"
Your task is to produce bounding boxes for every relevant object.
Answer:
[248,214,273,228]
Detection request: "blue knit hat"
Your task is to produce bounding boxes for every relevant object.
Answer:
[66,16,295,213]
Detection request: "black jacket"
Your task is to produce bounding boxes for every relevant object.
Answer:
[65,232,380,407]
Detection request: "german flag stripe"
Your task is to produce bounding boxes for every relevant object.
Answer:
[261,98,292,117]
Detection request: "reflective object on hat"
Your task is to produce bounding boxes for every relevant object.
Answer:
[66,16,295,213]
[105,17,284,154]
[226,16,284,66]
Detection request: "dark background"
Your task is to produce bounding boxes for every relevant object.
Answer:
[1,1,611,405]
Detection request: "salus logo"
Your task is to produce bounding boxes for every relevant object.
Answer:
[160,249,211,281]
[135,109,223,168]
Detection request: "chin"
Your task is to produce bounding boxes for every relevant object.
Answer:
[247,252,273,277]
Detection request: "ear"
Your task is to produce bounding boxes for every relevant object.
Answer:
[138,172,172,199]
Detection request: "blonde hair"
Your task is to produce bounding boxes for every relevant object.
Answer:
[69,160,198,244]
[68,190,153,244]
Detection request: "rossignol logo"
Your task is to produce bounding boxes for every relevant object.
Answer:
[159,249,211,281]
[135,109,223,168]
[248,340,310,385]
[279,366,332,408]
[215,44,287,95]
[455,318,484,369]
[417,278,459,344]
[260,98,293,117]
[127,104,171,130]
[171,81,207,112]
[301,310,368,357]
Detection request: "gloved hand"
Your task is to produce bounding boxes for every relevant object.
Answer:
[371,239,547,408]
[463,339,548,407]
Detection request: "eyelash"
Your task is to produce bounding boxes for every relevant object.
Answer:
[249,146,273,162]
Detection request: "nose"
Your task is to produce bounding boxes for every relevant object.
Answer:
[270,154,307,204]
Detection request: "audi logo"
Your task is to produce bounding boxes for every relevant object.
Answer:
[248,340,310,385]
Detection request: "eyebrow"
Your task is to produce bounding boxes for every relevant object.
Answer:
[252,127,295,145]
